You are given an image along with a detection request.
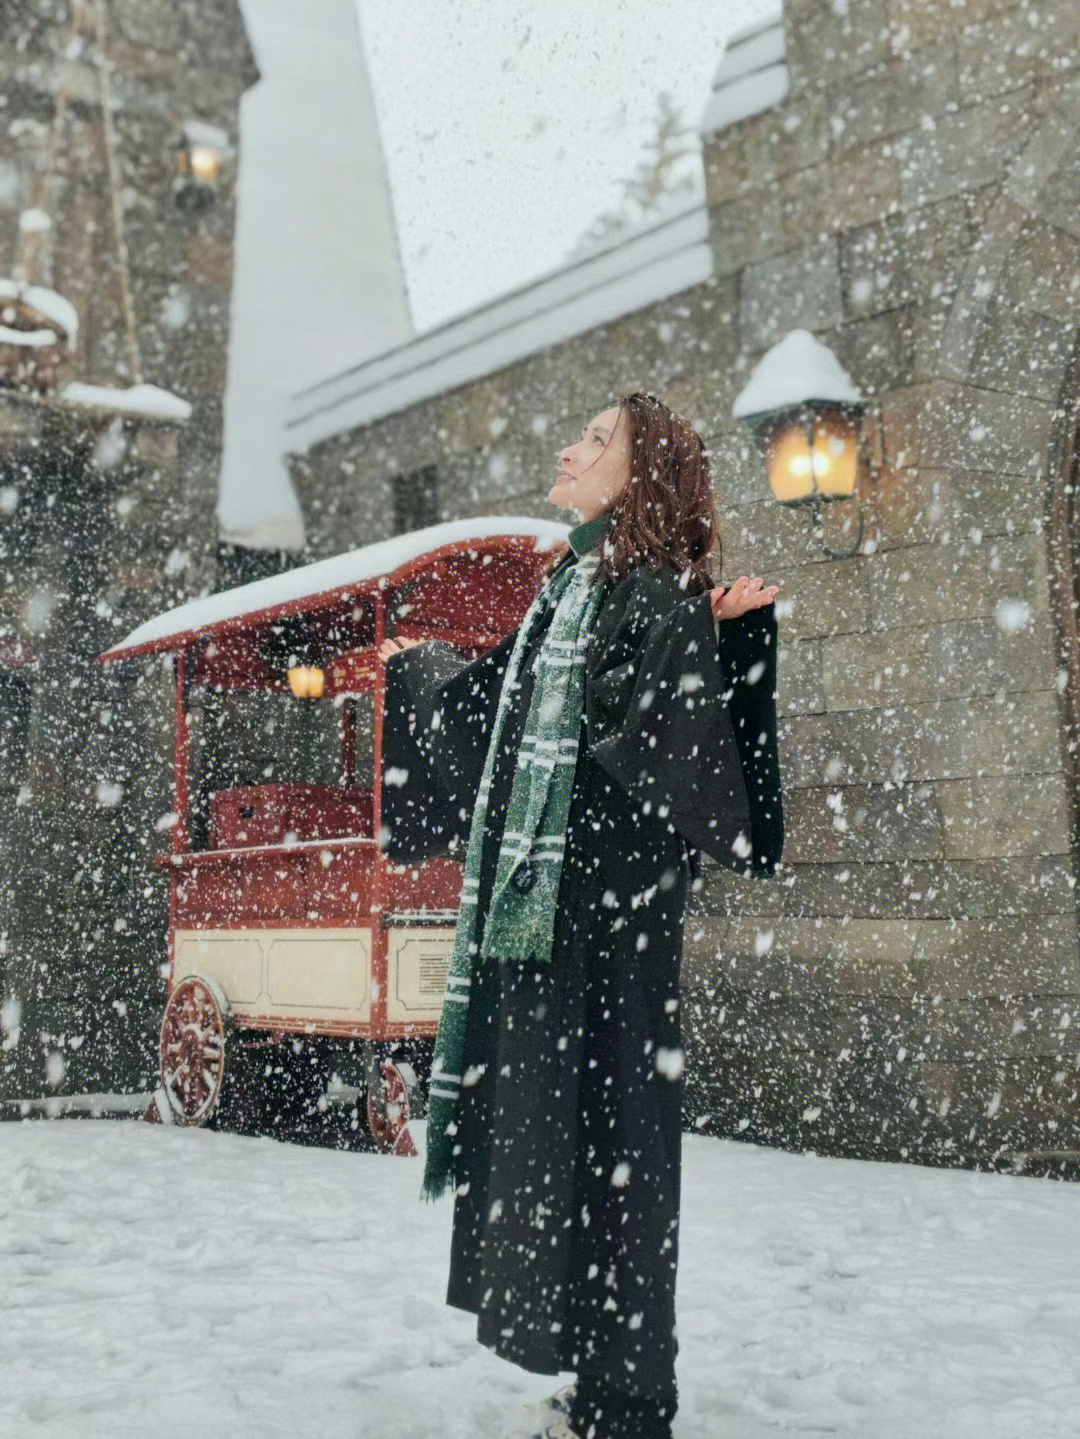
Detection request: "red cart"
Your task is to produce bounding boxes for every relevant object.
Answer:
[98,518,568,1151]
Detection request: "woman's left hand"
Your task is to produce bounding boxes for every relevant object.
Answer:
[710,574,780,622]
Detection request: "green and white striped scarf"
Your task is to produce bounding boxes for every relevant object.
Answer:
[420,516,611,1202]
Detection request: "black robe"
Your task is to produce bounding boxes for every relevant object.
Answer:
[379,560,783,1412]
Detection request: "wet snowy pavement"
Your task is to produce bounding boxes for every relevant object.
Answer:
[2,1119,1079,1439]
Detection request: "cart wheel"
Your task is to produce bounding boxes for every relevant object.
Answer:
[159,976,229,1126]
[366,1060,417,1155]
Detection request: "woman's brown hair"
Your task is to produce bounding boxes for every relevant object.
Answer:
[590,391,721,594]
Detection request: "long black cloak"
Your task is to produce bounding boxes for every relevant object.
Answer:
[380,558,782,1411]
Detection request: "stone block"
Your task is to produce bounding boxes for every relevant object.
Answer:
[708,428,766,510]
[832,41,961,156]
[777,635,825,715]
[896,84,1035,209]
[840,197,971,319]
[956,4,1080,102]
[936,771,1073,859]
[768,555,872,639]
[691,853,1078,923]
[969,298,1075,402]
[916,994,1080,1060]
[1031,137,1080,244]
[999,218,1080,326]
[867,531,1050,630]
[739,236,844,349]
[912,913,1080,997]
[785,0,893,89]
[866,461,1045,550]
[821,614,1059,710]
[739,102,833,190]
[782,781,943,863]
[842,306,917,394]
[888,0,1017,52]
[777,159,838,248]
[719,497,828,574]
[827,134,904,230]
[688,912,923,998]
[702,133,753,205]
[912,381,1054,475]
[706,189,786,273]
[788,691,1062,787]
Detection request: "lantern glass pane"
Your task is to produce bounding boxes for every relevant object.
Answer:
[189,146,221,185]
[765,423,816,503]
[763,411,859,503]
[814,411,859,498]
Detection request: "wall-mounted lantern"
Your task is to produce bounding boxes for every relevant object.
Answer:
[733,329,876,559]
[174,120,232,213]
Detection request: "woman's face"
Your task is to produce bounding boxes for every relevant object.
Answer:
[547,404,631,522]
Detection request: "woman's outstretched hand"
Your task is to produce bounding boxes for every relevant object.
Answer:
[710,574,780,622]
[378,636,425,663]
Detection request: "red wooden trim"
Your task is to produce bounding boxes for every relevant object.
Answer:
[372,588,386,851]
[97,533,567,665]
[342,698,357,785]
[370,908,388,1033]
[165,914,456,933]
[393,623,502,648]
[150,834,378,869]
[224,1016,439,1040]
[172,652,190,855]
[166,869,178,997]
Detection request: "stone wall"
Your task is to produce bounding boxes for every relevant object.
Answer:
[682,0,1080,1165]
[291,0,1080,1166]
[0,0,259,1102]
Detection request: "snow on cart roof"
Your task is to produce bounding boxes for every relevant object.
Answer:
[99,516,570,663]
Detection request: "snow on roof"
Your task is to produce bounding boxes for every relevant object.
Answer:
[102,515,570,661]
[698,6,788,138]
[0,278,79,339]
[0,324,59,349]
[56,382,193,423]
[284,204,712,453]
[732,329,864,423]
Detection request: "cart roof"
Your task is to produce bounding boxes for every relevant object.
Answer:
[99,516,570,664]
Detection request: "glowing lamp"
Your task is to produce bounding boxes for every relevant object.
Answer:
[762,406,861,505]
[287,666,324,700]
[174,121,230,212]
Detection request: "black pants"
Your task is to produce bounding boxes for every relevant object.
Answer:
[568,1374,675,1439]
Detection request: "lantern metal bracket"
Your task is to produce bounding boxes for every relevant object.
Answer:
[804,493,864,560]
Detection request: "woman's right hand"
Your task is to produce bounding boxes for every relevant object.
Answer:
[378,636,426,663]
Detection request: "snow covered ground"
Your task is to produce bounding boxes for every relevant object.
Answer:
[3,1119,1079,1439]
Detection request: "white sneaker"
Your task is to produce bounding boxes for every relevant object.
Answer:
[549,1384,577,1418]
[506,1382,578,1434]
[505,1416,581,1439]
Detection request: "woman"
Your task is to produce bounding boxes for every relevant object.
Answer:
[378,392,783,1439]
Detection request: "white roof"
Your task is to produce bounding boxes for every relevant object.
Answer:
[57,381,193,423]
[0,278,79,339]
[102,515,569,660]
[284,203,713,453]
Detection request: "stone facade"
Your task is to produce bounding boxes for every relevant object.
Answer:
[289,0,1080,1168]
[0,1,259,1101]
